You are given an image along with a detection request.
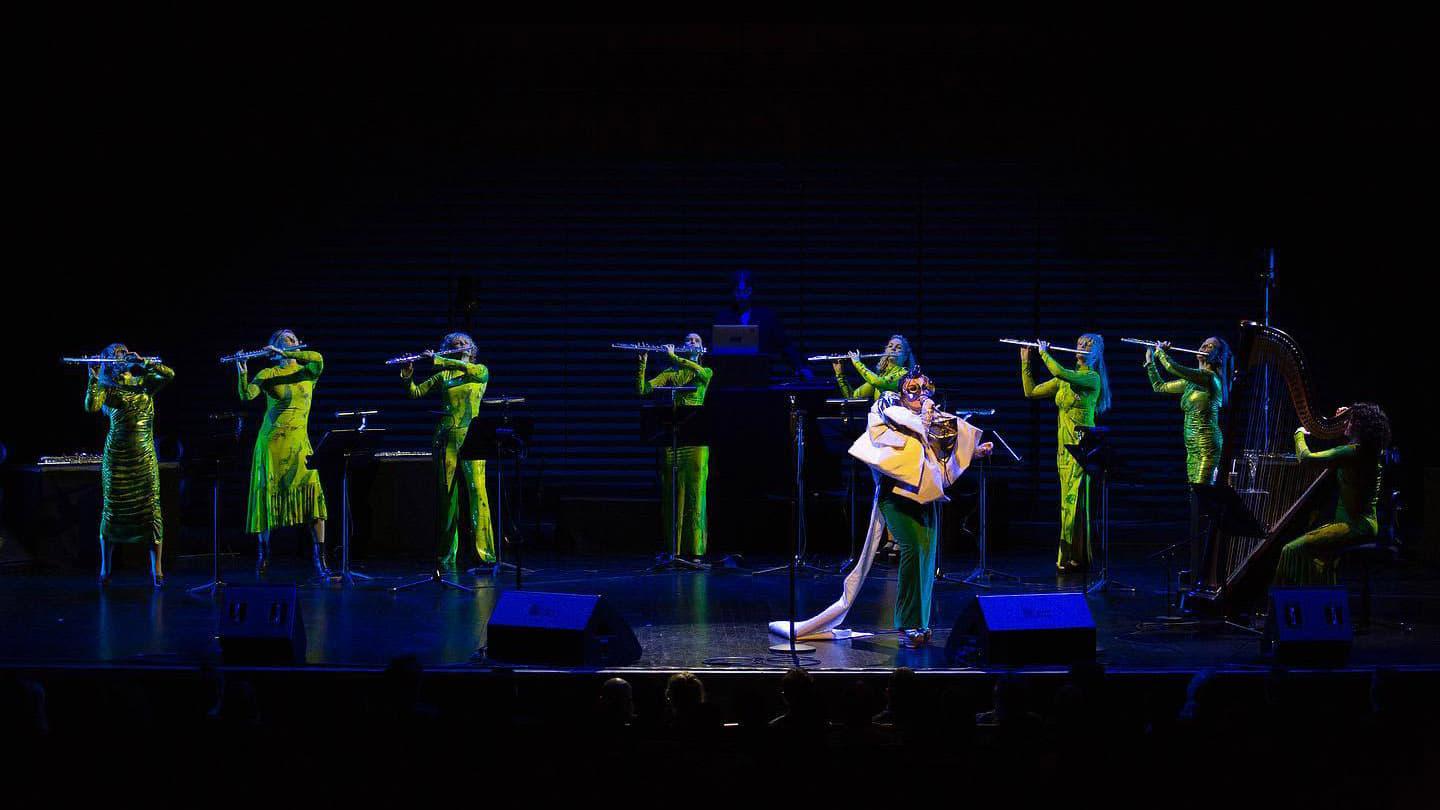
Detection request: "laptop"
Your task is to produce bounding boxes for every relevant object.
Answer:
[711,324,761,356]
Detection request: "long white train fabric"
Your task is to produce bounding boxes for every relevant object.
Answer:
[769,395,981,640]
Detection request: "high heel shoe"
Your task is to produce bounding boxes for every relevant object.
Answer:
[256,540,270,576]
[152,573,166,588]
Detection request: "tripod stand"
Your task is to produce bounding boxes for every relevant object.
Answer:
[463,397,535,586]
[951,426,1026,588]
[188,412,243,596]
[641,387,709,572]
[757,395,833,576]
[1065,427,1136,595]
[311,415,384,587]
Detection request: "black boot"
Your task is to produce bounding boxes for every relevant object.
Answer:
[312,541,332,579]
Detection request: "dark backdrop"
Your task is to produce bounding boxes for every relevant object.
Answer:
[6,24,1426,553]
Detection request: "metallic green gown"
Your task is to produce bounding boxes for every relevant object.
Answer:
[240,350,328,533]
[406,356,495,565]
[1022,350,1100,567]
[834,356,905,402]
[637,354,712,557]
[1146,348,1223,484]
[86,364,174,545]
[1274,434,1383,586]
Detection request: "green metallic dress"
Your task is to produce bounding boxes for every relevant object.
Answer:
[406,356,495,565]
[1146,348,1223,484]
[240,350,328,533]
[1274,434,1383,586]
[1022,349,1101,568]
[637,353,713,557]
[834,357,906,402]
[86,364,174,545]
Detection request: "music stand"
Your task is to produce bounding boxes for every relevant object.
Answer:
[947,420,1026,588]
[757,395,834,576]
[461,397,534,586]
[311,423,385,586]
[640,390,709,572]
[1063,426,1134,595]
[815,398,870,573]
[188,412,244,596]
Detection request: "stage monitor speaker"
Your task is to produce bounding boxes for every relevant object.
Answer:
[219,586,307,665]
[1263,586,1352,666]
[946,593,1096,665]
[485,591,641,667]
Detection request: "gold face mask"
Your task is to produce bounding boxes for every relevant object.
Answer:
[901,373,934,409]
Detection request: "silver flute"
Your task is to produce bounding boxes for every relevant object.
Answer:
[385,348,469,365]
[808,352,889,362]
[63,355,162,365]
[612,342,708,355]
[998,338,1086,355]
[1120,338,1207,357]
[221,344,308,364]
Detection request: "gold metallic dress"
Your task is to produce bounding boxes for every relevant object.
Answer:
[86,364,174,545]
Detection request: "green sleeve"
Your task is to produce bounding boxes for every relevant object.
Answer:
[1021,356,1059,400]
[1039,349,1100,390]
[1146,361,1185,395]
[143,363,175,394]
[638,356,675,396]
[239,367,264,401]
[1156,349,1215,388]
[85,379,106,413]
[834,367,857,399]
[433,356,490,385]
[284,350,324,380]
[406,371,445,399]
[1295,433,1359,465]
[671,355,711,380]
[852,358,905,392]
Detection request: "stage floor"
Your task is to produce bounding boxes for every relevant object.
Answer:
[2,548,1437,673]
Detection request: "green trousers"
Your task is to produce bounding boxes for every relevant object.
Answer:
[880,491,937,631]
[435,428,494,565]
[660,445,709,558]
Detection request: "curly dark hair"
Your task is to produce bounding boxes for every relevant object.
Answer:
[1346,402,1391,449]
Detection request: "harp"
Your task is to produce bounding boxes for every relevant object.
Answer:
[1185,321,1347,614]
